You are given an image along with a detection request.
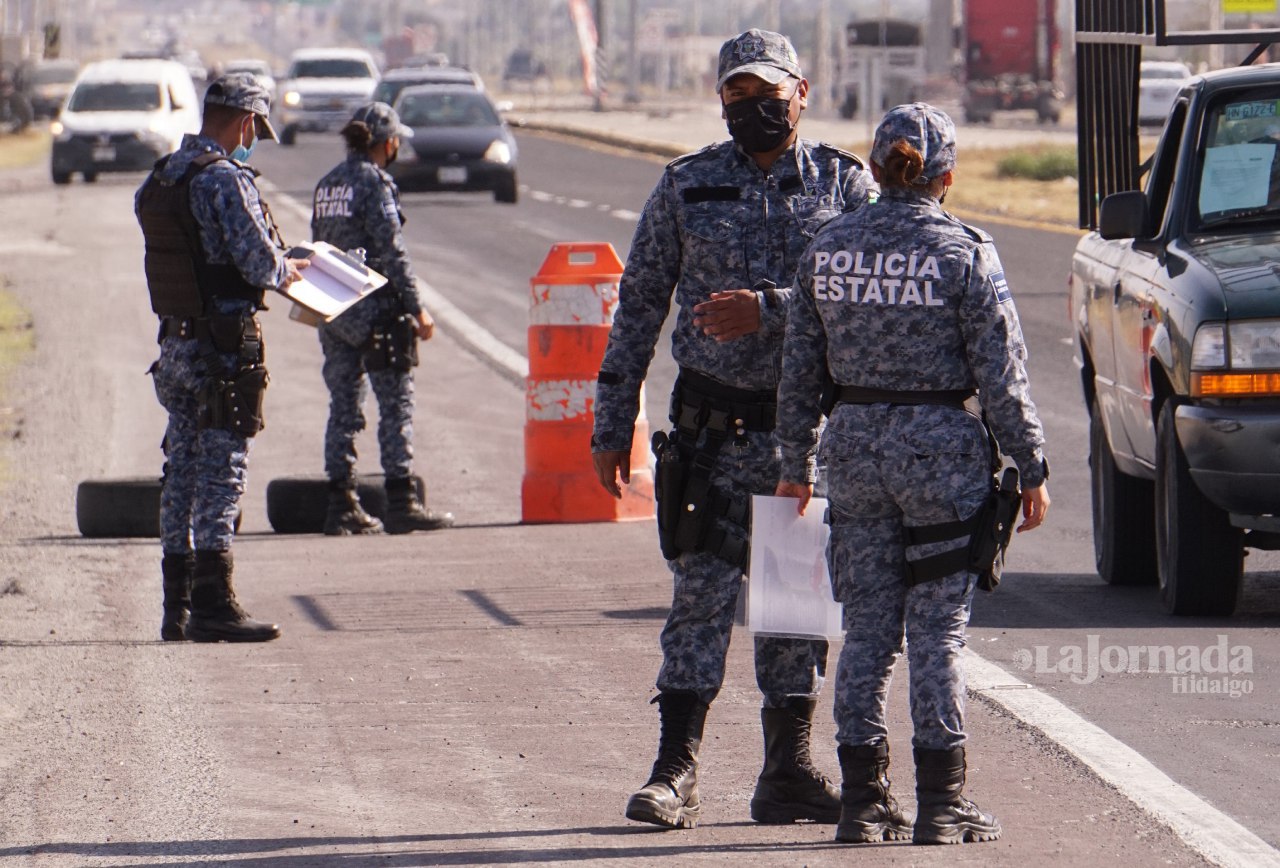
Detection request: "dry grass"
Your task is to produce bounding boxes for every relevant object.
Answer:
[949,146,1082,226]
[0,285,34,476]
[0,128,51,169]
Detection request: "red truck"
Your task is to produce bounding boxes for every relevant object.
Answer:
[963,0,1062,123]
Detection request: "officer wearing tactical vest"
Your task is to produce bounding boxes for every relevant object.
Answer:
[136,72,309,643]
[310,102,453,536]
[776,103,1050,845]
[592,29,875,829]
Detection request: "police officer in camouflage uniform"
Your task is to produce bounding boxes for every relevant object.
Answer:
[775,103,1051,845]
[311,102,453,536]
[592,30,875,830]
[137,73,309,643]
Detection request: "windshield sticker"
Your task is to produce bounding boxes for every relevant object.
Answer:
[1225,101,1280,121]
[1199,143,1274,216]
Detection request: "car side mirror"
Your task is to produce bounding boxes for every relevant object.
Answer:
[1099,191,1149,240]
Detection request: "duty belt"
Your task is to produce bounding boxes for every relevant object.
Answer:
[671,367,777,436]
[158,314,263,369]
[832,384,976,409]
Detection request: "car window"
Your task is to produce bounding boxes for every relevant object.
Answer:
[289,59,374,78]
[33,65,78,85]
[1195,94,1280,227]
[67,81,162,112]
[397,92,498,127]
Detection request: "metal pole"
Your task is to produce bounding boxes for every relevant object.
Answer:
[814,0,831,113]
[626,0,638,103]
[594,0,605,111]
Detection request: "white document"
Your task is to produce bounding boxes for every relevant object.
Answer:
[747,495,844,640]
[1199,143,1274,216]
[283,240,387,322]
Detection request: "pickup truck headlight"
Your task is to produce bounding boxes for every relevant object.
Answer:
[50,120,71,141]
[283,90,301,107]
[1191,320,1280,397]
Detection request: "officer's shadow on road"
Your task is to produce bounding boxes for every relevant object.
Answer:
[970,571,1280,628]
[0,824,885,866]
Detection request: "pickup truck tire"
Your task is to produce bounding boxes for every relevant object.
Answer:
[1089,398,1157,585]
[1154,402,1243,615]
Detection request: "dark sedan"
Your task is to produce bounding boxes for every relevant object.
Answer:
[388,84,518,203]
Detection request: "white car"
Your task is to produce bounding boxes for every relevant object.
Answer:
[277,47,378,146]
[50,59,200,184]
[1138,60,1192,126]
[222,58,276,102]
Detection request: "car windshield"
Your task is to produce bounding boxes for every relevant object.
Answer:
[1143,66,1190,81]
[33,64,78,85]
[227,63,269,77]
[66,82,162,111]
[397,91,498,128]
[375,75,472,105]
[1196,93,1280,228]
[289,59,372,78]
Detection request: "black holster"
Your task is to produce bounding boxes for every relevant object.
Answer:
[199,366,269,438]
[969,467,1021,591]
[652,431,687,562]
[363,314,418,373]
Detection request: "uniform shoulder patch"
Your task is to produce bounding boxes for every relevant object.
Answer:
[988,270,1012,303]
[943,210,992,243]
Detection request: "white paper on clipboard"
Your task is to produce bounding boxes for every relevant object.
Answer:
[283,240,387,322]
[747,495,843,640]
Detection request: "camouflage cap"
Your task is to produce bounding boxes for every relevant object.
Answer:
[348,102,414,144]
[870,102,957,184]
[716,29,802,92]
[204,71,278,141]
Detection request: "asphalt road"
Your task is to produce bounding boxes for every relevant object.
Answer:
[0,121,1274,866]
[253,126,1280,850]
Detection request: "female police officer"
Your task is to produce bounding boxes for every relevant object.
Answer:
[311,102,452,535]
[774,103,1049,846]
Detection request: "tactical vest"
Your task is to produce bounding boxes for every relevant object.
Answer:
[137,153,265,317]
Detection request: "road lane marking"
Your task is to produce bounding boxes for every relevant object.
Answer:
[966,649,1280,868]
[267,176,1278,867]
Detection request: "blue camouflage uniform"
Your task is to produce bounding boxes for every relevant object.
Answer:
[311,152,423,482]
[776,104,1047,751]
[141,133,290,555]
[594,138,874,707]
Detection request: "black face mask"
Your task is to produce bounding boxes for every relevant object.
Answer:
[724,96,794,154]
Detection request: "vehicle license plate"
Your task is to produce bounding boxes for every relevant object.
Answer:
[92,145,116,162]
[438,166,467,184]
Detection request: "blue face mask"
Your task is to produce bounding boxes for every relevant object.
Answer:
[230,121,256,162]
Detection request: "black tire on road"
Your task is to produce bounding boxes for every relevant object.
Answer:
[51,169,71,185]
[265,473,425,534]
[83,172,98,183]
[1089,397,1157,585]
[1154,401,1243,615]
[280,124,297,146]
[494,173,518,204]
[77,477,243,538]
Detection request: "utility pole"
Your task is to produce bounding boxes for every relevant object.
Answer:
[814,0,832,113]
[594,0,606,111]
[626,0,638,103]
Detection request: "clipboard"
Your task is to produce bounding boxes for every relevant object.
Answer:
[283,241,388,326]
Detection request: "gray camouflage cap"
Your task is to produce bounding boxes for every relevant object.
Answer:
[870,102,956,184]
[349,101,414,143]
[716,29,802,92]
[204,72,278,141]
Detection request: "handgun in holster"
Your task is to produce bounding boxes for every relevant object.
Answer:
[969,467,1021,591]
[651,431,687,561]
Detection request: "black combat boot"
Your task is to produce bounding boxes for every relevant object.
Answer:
[835,742,913,842]
[384,475,454,534]
[750,697,842,824]
[186,550,281,643]
[323,479,383,536]
[913,746,1002,844]
[160,552,192,642]
[625,691,709,829]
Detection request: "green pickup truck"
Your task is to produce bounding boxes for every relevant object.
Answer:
[1071,4,1280,615]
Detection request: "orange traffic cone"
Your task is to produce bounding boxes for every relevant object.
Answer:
[523,242,654,523]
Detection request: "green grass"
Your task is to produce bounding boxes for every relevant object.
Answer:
[0,128,50,169]
[0,285,34,478]
[996,147,1078,181]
